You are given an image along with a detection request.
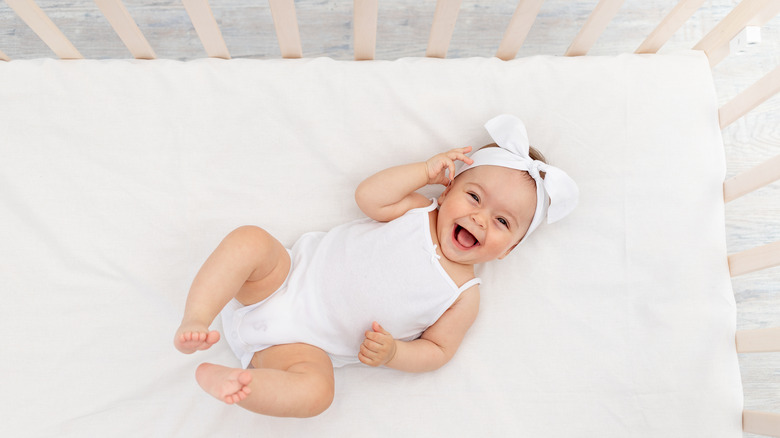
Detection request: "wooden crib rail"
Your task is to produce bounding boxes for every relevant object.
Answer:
[354,0,378,61]
[182,0,229,59]
[495,0,545,61]
[2,0,778,64]
[693,0,778,67]
[635,0,706,54]
[724,154,780,203]
[564,0,624,57]
[426,0,461,58]
[720,65,780,204]
[268,0,302,59]
[5,0,82,59]
[729,240,780,277]
[745,411,780,437]
[737,327,780,353]
[94,0,155,59]
[720,65,780,129]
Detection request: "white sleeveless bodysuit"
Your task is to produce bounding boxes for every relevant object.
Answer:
[221,199,481,368]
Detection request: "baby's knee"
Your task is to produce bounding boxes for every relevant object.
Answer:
[225,225,274,252]
[228,225,270,241]
[299,380,334,418]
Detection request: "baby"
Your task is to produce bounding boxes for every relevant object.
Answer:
[173,114,578,417]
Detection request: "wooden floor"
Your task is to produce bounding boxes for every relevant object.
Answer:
[2,0,779,434]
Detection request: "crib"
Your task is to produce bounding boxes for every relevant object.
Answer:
[1,0,778,437]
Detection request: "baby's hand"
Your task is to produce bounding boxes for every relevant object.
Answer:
[425,146,473,186]
[358,321,397,367]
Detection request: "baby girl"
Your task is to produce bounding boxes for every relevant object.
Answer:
[173,114,578,417]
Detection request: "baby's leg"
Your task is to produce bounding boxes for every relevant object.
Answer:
[174,226,291,354]
[196,343,335,417]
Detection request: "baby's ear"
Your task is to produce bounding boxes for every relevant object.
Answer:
[498,241,520,260]
[437,183,453,206]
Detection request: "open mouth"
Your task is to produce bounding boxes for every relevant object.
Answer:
[453,224,479,250]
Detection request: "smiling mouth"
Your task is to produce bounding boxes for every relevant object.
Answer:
[453,225,479,249]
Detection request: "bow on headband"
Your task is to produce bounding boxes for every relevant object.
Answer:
[454,114,579,244]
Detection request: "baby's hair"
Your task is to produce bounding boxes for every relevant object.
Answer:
[478,143,547,178]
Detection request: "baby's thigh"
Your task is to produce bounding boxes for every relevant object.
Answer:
[253,343,335,410]
[229,226,291,306]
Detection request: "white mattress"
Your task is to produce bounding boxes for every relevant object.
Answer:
[0,52,742,437]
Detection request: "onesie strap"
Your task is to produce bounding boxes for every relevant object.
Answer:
[457,277,482,293]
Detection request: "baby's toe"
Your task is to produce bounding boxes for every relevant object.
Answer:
[226,393,242,404]
[206,330,221,345]
[238,371,253,386]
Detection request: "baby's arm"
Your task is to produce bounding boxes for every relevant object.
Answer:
[355,147,473,222]
[359,286,480,372]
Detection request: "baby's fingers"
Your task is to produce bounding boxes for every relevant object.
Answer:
[362,337,383,354]
[359,345,380,366]
[446,160,456,184]
[445,147,474,181]
[449,146,474,165]
[359,352,378,366]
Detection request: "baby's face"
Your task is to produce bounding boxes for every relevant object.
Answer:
[436,165,536,264]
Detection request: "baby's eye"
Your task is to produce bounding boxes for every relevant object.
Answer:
[468,192,480,203]
[497,217,509,228]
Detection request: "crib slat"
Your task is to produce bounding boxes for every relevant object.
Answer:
[693,0,775,67]
[744,410,780,436]
[182,0,230,59]
[729,240,780,277]
[635,0,706,54]
[6,0,83,59]
[268,0,303,59]
[565,0,625,56]
[724,155,780,203]
[737,327,780,353]
[720,65,780,128]
[750,0,780,26]
[711,0,780,65]
[495,0,546,61]
[94,0,155,59]
[354,0,378,60]
[426,0,462,58]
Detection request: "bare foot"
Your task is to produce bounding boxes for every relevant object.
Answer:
[174,322,221,354]
[196,363,253,404]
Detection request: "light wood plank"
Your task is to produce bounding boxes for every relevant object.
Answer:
[5,0,82,59]
[693,0,775,67]
[744,410,780,436]
[565,0,625,56]
[0,48,9,61]
[729,240,780,277]
[268,0,302,59]
[354,0,377,61]
[720,65,780,129]
[495,0,546,61]
[750,0,780,26]
[724,154,780,203]
[737,327,780,353]
[93,0,155,59]
[635,0,706,54]
[426,0,462,58]
[182,0,230,59]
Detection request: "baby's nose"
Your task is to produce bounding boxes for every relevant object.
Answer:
[471,212,487,228]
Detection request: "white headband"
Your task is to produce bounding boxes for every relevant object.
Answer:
[454,114,579,245]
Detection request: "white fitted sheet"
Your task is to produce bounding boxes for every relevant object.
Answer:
[0,52,742,437]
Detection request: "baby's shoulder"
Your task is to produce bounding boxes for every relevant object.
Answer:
[438,255,477,289]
